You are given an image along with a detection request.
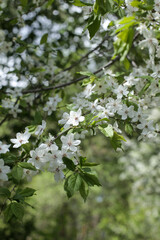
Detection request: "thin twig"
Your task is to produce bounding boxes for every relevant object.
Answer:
[55,35,109,76]
[22,56,119,94]
[0,115,9,127]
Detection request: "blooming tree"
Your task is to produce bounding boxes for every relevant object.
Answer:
[0,0,160,222]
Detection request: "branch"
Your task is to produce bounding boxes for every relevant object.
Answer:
[55,35,109,75]
[0,115,9,127]
[22,56,119,94]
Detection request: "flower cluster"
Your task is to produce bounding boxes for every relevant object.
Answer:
[43,95,62,115]
[26,132,81,182]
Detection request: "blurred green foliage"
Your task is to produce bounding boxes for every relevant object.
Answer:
[1,135,160,239]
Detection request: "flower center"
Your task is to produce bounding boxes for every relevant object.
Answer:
[35,156,40,161]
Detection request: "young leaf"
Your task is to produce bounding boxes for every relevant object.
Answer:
[4,204,13,222]
[81,171,101,187]
[63,157,76,171]
[20,0,28,7]
[12,166,23,181]
[34,111,42,124]
[18,162,36,171]
[125,123,133,136]
[82,162,100,167]
[46,0,55,7]
[0,187,11,198]
[64,173,82,198]
[71,0,93,6]
[79,180,89,202]
[68,174,82,193]
[87,14,101,39]
[13,188,36,200]
[16,46,26,53]
[11,202,24,221]
[40,33,48,44]
[77,71,93,76]
[110,131,126,150]
[98,125,114,138]
[20,187,36,197]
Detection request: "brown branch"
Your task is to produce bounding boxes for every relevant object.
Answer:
[22,56,119,94]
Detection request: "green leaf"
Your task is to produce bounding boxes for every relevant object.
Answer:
[63,157,76,171]
[2,153,17,164]
[117,16,135,25]
[155,92,160,97]
[82,162,100,167]
[64,177,72,198]
[13,187,36,200]
[139,75,154,81]
[130,0,141,7]
[139,82,151,97]
[64,173,82,198]
[46,0,55,7]
[0,187,11,198]
[125,123,133,136]
[81,171,101,186]
[110,131,126,150]
[27,125,37,133]
[71,0,93,6]
[34,111,42,124]
[87,13,101,39]
[40,33,48,44]
[12,166,23,181]
[18,162,36,171]
[30,67,45,73]
[113,28,134,62]
[94,0,113,15]
[79,156,99,167]
[123,58,130,70]
[11,202,24,221]
[20,188,36,197]
[98,125,114,138]
[82,75,96,86]
[78,71,93,76]
[79,180,89,202]
[4,204,13,222]
[79,156,86,166]
[20,0,28,7]
[68,174,82,192]
[19,99,27,108]
[16,46,26,53]
[21,143,32,154]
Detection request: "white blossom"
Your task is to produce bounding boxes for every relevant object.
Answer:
[118,105,135,120]
[58,112,70,129]
[61,133,81,152]
[35,120,46,136]
[10,132,30,148]
[137,120,155,135]
[0,141,10,154]
[113,85,129,99]
[28,148,49,170]
[0,159,11,181]
[67,109,85,126]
